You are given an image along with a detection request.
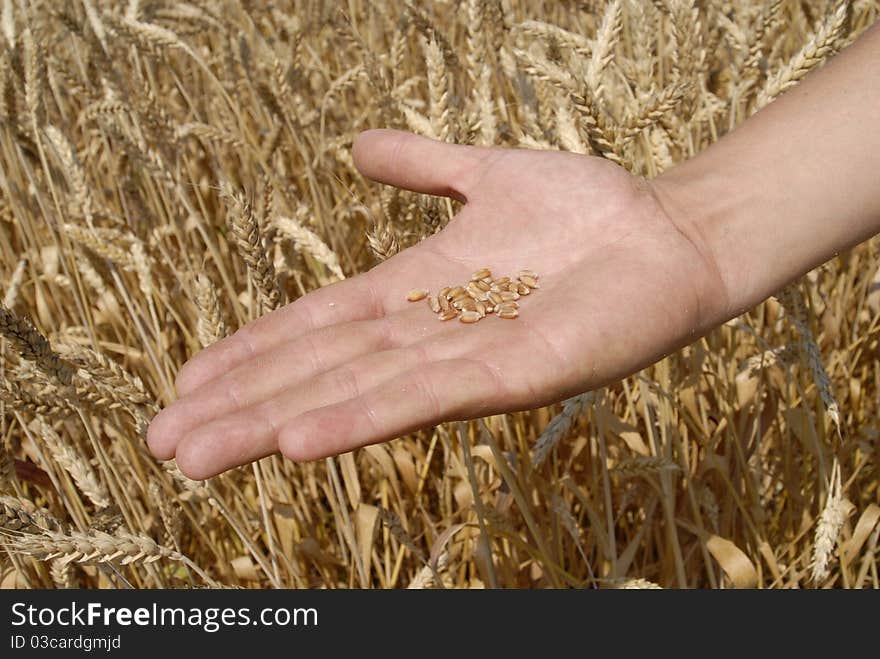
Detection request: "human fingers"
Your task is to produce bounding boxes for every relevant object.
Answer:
[353,129,492,202]
[148,305,454,459]
[173,272,384,397]
[172,327,494,478]
[276,358,510,462]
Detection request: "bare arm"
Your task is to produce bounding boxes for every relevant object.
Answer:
[653,22,880,325]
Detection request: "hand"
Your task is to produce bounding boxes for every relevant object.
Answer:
[147,129,727,479]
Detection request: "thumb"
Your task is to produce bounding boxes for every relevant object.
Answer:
[352,129,487,202]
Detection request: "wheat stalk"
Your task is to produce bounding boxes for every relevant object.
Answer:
[0,303,74,386]
[22,27,43,125]
[533,393,592,468]
[149,480,181,550]
[275,215,345,281]
[59,343,155,410]
[775,284,841,438]
[756,0,849,108]
[1,0,14,47]
[586,0,622,102]
[515,48,626,166]
[194,273,227,348]
[467,0,497,145]
[225,188,283,313]
[39,419,109,509]
[423,36,453,142]
[0,436,14,493]
[0,376,74,418]
[2,257,27,309]
[515,20,592,58]
[44,124,93,225]
[6,526,218,587]
[811,458,849,583]
[612,455,681,478]
[407,551,449,589]
[0,495,64,534]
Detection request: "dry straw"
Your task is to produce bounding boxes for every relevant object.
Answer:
[2,258,27,309]
[811,458,850,583]
[0,0,875,591]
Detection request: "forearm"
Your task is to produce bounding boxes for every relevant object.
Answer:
[653,21,880,325]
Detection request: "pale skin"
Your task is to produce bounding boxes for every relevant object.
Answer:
[148,23,880,480]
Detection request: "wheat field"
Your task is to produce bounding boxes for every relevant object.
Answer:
[1,0,878,589]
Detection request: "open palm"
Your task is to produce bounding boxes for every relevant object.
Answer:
[148,129,726,479]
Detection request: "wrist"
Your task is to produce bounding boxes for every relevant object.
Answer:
[648,164,744,331]
[650,150,812,328]
[651,24,880,331]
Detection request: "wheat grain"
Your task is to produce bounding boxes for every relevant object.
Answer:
[612,577,663,589]
[471,268,491,280]
[50,558,80,589]
[459,310,481,324]
[406,289,428,302]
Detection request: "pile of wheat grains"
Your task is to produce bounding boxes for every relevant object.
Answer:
[407,268,538,322]
[0,1,877,590]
